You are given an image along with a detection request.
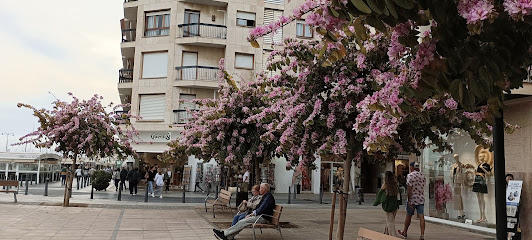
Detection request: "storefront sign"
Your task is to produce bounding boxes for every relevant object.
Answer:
[138,132,175,143]
[506,180,522,240]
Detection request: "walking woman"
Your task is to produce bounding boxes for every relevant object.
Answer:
[373,171,400,237]
[112,168,120,191]
[154,169,165,198]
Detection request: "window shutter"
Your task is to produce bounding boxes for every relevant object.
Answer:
[237,12,256,21]
[263,9,283,44]
[142,52,168,78]
[265,0,284,4]
[139,94,165,120]
[179,94,196,110]
[235,53,254,69]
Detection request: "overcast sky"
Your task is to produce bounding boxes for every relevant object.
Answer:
[0,1,124,152]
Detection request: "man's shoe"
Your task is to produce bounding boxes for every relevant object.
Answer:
[397,230,407,239]
[213,229,228,240]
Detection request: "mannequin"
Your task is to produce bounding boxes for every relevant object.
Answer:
[472,148,492,223]
[450,154,465,218]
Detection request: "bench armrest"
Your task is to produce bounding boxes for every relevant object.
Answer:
[253,214,277,225]
[204,193,213,203]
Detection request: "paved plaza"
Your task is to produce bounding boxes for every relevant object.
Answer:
[0,181,496,240]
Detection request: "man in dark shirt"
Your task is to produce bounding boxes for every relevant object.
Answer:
[213,183,275,240]
[147,165,157,197]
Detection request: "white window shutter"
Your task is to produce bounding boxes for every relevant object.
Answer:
[142,52,168,78]
[263,9,283,44]
[179,94,196,110]
[265,0,284,4]
[139,94,165,120]
[235,53,254,69]
[236,12,256,21]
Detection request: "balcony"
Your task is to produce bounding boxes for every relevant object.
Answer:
[173,110,196,124]
[175,66,219,89]
[179,0,228,7]
[119,69,133,83]
[122,29,136,42]
[176,23,227,48]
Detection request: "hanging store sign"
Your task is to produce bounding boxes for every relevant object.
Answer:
[506,180,522,240]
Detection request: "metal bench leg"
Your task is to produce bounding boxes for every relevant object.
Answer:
[278,227,283,239]
[13,193,17,203]
[252,225,256,240]
[204,202,207,212]
[212,206,216,218]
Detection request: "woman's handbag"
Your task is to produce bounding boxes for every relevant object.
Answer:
[237,202,248,212]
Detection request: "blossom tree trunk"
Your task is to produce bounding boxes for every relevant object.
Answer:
[254,157,261,186]
[336,131,355,240]
[63,153,77,207]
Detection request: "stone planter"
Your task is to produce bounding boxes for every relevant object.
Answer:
[93,183,109,191]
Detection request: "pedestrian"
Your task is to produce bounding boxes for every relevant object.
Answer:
[242,168,250,192]
[89,166,96,184]
[373,171,400,237]
[112,168,120,191]
[398,162,426,240]
[164,168,172,193]
[75,166,83,185]
[60,167,67,185]
[120,167,128,190]
[155,169,165,198]
[146,165,156,197]
[83,166,90,185]
[127,167,140,195]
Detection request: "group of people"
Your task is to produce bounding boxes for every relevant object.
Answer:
[373,161,426,240]
[109,164,173,197]
[213,183,276,240]
[112,167,142,195]
[60,165,96,186]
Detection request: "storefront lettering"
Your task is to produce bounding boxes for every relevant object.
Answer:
[150,132,171,141]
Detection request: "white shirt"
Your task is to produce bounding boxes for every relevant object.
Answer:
[167,171,172,178]
[243,171,250,183]
[155,173,164,186]
[76,169,82,176]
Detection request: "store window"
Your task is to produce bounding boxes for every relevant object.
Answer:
[145,11,170,37]
[296,20,313,38]
[235,53,254,69]
[421,134,495,228]
[236,11,256,27]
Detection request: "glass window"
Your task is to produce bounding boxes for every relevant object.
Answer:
[145,11,170,37]
[296,21,313,38]
[236,11,255,27]
[235,53,254,69]
[421,132,496,228]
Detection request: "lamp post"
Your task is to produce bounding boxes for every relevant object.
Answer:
[1,133,14,152]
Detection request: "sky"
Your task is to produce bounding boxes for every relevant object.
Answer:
[0,1,124,153]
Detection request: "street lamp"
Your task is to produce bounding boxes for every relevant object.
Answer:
[1,133,14,152]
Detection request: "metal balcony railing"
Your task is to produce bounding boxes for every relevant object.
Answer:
[177,23,227,39]
[119,69,133,83]
[124,0,137,2]
[122,29,136,42]
[173,110,196,124]
[175,66,218,81]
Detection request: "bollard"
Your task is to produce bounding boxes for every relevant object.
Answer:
[118,183,122,201]
[288,186,291,204]
[25,177,29,195]
[91,185,94,199]
[30,175,33,185]
[144,183,149,203]
[319,186,323,204]
[293,184,296,200]
[44,178,49,196]
[182,188,186,203]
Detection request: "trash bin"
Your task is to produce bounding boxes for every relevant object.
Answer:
[356,187,364,205]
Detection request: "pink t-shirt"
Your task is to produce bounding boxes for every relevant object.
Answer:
[407,170,426,205]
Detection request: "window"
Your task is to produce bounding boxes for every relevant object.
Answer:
[235,53,254,69]
[142,52,168,78]
[236,11,256,27]
[296,21,313,38]
[176,94,196,124]
[264,9,283,44]
[184,10,200,37]
[145,11,170,37]
[139,94,165,121]
[265,0,284,4]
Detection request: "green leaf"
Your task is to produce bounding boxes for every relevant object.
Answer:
[384,0,398,18]
[328,6,340,18]
[250,40,260,48]
[354,18,368,40]
[350,0,372,14]
[468,78,483,99]
[478,66,492,95]
[365,16,387,33]
[450,79,461,101]
[366,0,383,14]
[393,0,415,9]
[383,6,390,16]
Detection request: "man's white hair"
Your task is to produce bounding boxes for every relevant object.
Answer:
[260,183,270,192]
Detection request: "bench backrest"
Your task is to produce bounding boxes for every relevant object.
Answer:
[0,180,19,187]
[270,205,283,226]
[217,189,232,205]
[357,228,400,240]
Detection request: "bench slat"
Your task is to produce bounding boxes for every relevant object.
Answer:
[0,180,19,187]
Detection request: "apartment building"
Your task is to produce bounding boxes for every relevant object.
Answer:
[118,0,315,187]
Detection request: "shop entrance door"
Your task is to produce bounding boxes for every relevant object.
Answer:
[321,162,345,193]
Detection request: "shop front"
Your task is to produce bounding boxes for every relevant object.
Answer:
[421,133,496,230]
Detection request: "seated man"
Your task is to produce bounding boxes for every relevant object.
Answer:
[232,184,262,226]
[214,183,275,240]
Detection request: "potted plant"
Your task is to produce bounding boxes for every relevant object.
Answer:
[435,180,453,219]
[91,170,112,191]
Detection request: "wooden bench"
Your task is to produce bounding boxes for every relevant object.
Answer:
[357,228,401,240]
[251,205,284,240]
[0,180,19,203]
[204,189,233,218]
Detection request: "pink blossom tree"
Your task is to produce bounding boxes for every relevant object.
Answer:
[16,93,138,206]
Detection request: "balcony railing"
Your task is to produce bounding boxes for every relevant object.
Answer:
[124,0,137,2]
[175,66,218,81]
[119,69,133,83]
[173,110,196,124]
[122,29,136,42]
[177,23,227,39]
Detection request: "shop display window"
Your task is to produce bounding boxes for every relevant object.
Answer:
[422,135,495,228]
